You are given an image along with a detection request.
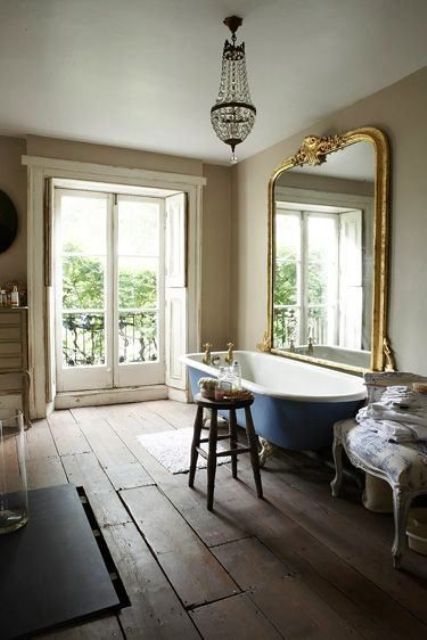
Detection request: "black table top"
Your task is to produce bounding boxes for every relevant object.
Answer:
[0,484,121,639]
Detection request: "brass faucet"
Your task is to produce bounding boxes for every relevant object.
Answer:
[202,343,213,365]
[224,342,234,365]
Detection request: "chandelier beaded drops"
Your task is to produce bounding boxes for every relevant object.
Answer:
[211,16,256,164]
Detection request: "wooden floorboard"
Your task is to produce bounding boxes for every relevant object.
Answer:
[212,537,363,640]
[48,409,91,457]
[235,456,427,627]
[190,593,283,640]
[24,401,427,640]
[71,411,154,490]
[61,453,133,527]
[101,523,199,639]
[121,485,239,608]
[26,418,59,460]
[27,456,68,490]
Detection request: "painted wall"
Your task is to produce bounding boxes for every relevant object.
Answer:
[231,66,427,374]
[0,134,232,347]
[200,163,231,349]
[0,136,27,281]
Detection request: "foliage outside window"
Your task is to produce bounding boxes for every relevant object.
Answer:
[62,242,157,367]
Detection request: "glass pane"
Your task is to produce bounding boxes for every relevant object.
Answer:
[62,313,105,367]
[307,215,336,263]
[62,256,105,309]
[118,199,159,256]
[118,257,158,309]
[308,306,337,345]
[307,261,337,305]
[119,311,157,363]
[273,306,300,348]
[61,195,107,254]
[274,262,297,306]
[275,211,300,260]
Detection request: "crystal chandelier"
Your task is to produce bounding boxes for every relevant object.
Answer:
[211,16,256,164]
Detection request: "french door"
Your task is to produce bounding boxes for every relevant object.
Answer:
[55,188,165,392]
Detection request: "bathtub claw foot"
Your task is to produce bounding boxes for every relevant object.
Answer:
[259,437,274,468]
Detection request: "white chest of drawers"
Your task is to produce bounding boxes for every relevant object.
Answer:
[0,307,30,424]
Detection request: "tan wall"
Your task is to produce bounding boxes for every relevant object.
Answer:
[231,66,427,374]
[0,136,27,282]
[201,164,231,349]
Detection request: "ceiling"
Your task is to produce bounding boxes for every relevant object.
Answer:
[0,0,426,164]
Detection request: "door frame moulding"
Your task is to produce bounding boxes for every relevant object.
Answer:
[23,154,206,419]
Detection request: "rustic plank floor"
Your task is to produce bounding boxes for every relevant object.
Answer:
[29,400,427,640]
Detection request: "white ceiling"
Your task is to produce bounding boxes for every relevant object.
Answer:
[0,0,426,164]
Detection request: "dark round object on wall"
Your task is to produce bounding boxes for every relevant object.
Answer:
[0,190,18,253]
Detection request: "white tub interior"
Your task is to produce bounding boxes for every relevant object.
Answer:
[181,350,366,403]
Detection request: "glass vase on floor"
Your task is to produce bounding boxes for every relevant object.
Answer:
[0,410,28,533]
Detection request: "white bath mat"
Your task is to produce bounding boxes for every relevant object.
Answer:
[137,427,231,475]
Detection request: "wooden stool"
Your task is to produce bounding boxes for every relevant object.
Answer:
[188,394,263,510]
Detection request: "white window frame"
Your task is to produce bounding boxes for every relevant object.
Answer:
[23,155,205,418]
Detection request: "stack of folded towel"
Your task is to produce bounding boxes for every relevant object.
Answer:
[356,385,427,444]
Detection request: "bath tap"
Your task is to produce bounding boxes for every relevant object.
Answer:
[224,342,234,365]
[203,343,213,364]
[212,355,221,366]
[307,336,314,355]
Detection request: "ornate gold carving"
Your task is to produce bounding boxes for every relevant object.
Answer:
[383,337,396,372]
[256,331,271,353]
[294,134,347,166]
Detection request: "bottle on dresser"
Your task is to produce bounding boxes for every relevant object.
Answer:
[10,285,19,307]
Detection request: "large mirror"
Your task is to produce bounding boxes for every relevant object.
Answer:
[267,127,393,373]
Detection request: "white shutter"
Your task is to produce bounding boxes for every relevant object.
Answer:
[165,193,187,288]
[165,193,187,389]
[338,210,363,349]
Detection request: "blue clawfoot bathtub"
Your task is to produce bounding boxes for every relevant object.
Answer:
[180,351,366,451]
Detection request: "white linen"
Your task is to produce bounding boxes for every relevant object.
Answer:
[356,386,427,443]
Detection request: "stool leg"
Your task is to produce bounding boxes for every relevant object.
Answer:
[244,407,263,499]
[207,408,218,511]
[229,408,238,479]
[189,405,204,488]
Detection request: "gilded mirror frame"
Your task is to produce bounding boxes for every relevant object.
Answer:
[263,126,395,373]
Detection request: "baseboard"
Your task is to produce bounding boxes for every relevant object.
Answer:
[168,387,188,403]
[54,385,168,409]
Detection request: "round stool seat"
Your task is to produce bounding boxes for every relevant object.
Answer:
[193,393,254,411]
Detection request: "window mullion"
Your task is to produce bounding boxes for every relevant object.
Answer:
[107,193,117,387]
[301,211,308,345]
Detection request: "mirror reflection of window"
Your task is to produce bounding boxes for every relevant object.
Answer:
[274,203,363,351]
